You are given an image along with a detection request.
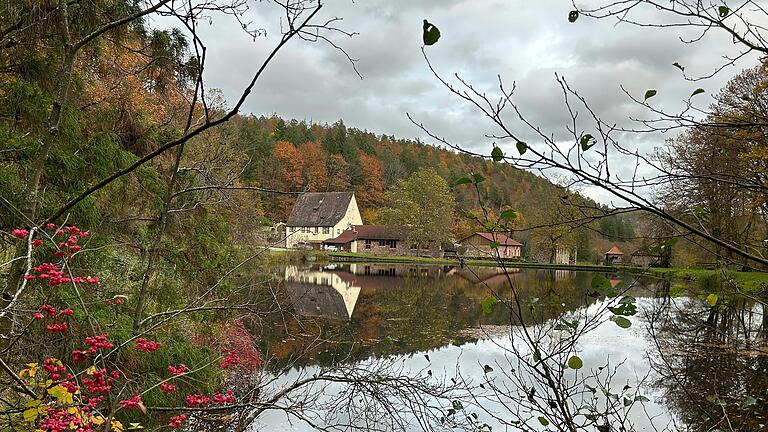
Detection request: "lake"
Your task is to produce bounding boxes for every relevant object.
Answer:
[244,263,767,432]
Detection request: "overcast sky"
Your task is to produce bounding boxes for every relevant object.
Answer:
[168,0,760,205]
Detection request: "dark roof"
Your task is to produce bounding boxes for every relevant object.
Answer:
[458,232,522,246]
[286,282,351,320]
[606,246,624,255]
[323,225,410,244]
[286,192,355,227]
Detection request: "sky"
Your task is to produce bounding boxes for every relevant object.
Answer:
[160,0,760,205]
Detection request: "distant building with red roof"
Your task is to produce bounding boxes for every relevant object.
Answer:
[605,245,625,264]
[458,232,522,259]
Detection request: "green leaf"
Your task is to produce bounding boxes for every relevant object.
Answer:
[481,295,498,315]
[610,315,632,329]
[608,303,637,316]
[489,241,499,249]
[500,208,517,221]
[672,62,685,72]
[472,173,485,183]
[580,133,596,151]
[623,397,632,407]
[706,293,718,307]
[483,364,494,374]
[538,416,550,426]
[644,89,657,100]
[422,19,441,45]
[567,355,583,369]
[741,94,752,101]
[454,177,472,186]
[618,295,635,304]
[635,395,650,403]
[718,5,729,18]
[691,88,705,97]
[516,141,528,155]
[568,10,579,22]
[491,146,504,162]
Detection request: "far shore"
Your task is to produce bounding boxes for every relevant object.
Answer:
[266,250,768,293]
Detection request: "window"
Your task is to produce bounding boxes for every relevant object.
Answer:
[337,229,340,234]
[364,240,371,249]
[323,227,330,234]
[377,239,397,248]
[378,240,386,247]
[410,243,418,250]
[313,227,318,234]
[389,240,397,248]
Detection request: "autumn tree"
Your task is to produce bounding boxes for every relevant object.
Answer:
[299,141,329,190]
[380,168,456,247]
[356,151,385,208]
[326,153,351,191]
[655,61,768,265]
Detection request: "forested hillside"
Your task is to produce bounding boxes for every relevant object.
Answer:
[202,115,627,261]
[225,117,570,221]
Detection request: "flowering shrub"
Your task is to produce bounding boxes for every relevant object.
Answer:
[5,225,264,430]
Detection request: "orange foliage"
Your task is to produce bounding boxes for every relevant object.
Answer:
[299,141,328,190]
[357,151,385,208]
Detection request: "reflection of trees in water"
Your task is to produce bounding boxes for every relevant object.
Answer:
[645,297,767,431]
[256,266,616,369]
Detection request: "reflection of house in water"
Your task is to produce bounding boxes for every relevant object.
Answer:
[284,266,361,320]
[284,264,452,319]
[454,267,522,286]
[554,269,573,281]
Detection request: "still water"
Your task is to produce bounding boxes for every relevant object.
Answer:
[247,263,767,432]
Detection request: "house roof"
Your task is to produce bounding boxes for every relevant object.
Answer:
[605,246,624,255]
[286,192,355,227]
[459,232,522,246]
[323,225,410,244]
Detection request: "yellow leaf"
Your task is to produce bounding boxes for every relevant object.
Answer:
[111,420,124,432]
[47,385,74,404]
[85,366,97,375]
[89,415,105,426]
[19,363,39,379]
[24,399,42,408]
[23,407,39,422]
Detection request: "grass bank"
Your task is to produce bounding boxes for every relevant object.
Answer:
[324,251,618,271]
[647,267,768,293]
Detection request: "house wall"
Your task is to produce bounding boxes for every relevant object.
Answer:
[554,246,577,265]
[353,239,442,258]
[332,195,363,238]
[285,196,363,248]
[461,235,521,259]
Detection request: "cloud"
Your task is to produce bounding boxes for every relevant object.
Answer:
[158,0,761,204]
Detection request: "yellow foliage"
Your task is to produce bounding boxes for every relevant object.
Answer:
[19,363,39,379]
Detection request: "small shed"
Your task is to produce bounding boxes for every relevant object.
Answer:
[604,245,624,264]
[458,232,522,259]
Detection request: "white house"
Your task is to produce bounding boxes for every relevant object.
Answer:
[285,192,362,249]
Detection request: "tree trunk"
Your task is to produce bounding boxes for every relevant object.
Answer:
[132,144,186,333]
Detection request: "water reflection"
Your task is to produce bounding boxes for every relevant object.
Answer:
[251,264,766,432]
[285,266,361,320]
